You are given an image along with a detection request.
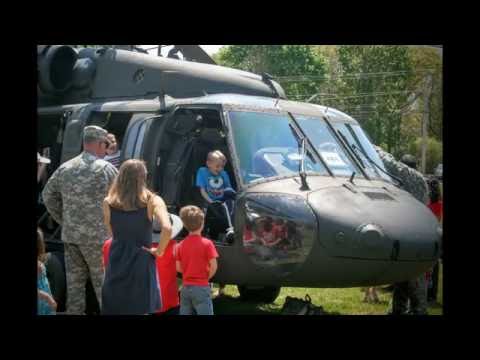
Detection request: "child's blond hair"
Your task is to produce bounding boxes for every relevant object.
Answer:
[207,150,227,165]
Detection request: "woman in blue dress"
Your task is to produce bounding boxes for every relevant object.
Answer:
[38,228,57,315]
[101,159,172,315]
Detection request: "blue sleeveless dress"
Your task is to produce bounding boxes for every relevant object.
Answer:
[102,206,161,315]
[38,262,55,315]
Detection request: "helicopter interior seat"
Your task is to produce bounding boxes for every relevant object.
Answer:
[180,126,235,240]
[252,148,288,178]
[181,127,230,207]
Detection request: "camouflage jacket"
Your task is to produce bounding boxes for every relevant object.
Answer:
[42,151,119,244]
[376,148,429,205]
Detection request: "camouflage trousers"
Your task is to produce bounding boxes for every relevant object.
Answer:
[391,274,428,315]
[64,242,104,315]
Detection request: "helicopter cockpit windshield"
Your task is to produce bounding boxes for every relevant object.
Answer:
[228,111,361,185]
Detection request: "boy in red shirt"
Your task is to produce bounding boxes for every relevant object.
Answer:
[175,205,218,315]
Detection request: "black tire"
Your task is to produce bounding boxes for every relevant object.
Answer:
[45,252,66,312]
[237,285,281,303]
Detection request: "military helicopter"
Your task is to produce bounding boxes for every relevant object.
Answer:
[37,45,441,308]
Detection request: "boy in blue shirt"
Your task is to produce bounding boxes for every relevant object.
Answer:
[196,150,235,210]
[196,150,235,298]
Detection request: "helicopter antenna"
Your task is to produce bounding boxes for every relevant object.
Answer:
[262,72,281,98]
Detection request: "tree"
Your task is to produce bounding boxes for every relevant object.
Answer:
[331,45,414,157]
[407,47,443,141]
[408,137,442,174]
[215,45,328,99]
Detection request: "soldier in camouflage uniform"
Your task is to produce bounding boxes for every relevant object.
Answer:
[42,126,118,314]
[376,148,429,315]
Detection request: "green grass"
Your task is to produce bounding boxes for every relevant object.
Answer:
[212,263,443,315]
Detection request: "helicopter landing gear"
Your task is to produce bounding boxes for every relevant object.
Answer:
[237,285,281,303]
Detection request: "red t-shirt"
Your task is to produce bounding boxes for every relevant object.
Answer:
[428,201,443,222]
[174,234,218,286]
[102,238,179,313]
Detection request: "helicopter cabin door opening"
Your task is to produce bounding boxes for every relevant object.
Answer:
[83,111,134,162]
[154,106,237,244]
[37,112,70,183]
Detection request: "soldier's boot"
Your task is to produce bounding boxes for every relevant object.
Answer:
[408,275,428,315]
[389,281,409,315]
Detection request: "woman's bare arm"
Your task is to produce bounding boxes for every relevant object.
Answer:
[103,199,113,238]
[152,195,172,256]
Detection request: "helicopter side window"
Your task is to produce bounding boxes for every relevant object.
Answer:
[228,111,328,185]
[37,114,65,176]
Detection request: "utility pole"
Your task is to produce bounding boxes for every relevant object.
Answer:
[421,73,433,174]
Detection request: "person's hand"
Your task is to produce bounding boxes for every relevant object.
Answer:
[46,295,57,311]
[142,246,164,258]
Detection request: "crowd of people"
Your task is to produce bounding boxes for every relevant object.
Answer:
[38,126,234,315]
[37,125,442,315]
[374,147,443,314]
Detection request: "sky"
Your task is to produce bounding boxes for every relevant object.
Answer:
[140,45,224,57]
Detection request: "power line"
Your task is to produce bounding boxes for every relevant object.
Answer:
[288,90,416,100]
[275,69,435,82]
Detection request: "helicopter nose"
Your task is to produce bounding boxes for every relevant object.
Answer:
[307,185,441,266]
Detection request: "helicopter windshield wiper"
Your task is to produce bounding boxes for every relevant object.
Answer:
[350,142,404,187]
[336,129,367,170]
[288,123,311,190]
[337,129,403,187]
[288,115,334,178]
[299,137,310,190]
[336,129,400,185]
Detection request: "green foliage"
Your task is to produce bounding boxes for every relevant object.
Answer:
[333,46,413,154]
[408,137,443,174]
[216,45,328,99]
[407,47,443,141]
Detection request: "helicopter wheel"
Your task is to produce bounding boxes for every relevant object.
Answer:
[237,285,281,303]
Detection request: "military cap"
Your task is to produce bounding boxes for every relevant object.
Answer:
[83,125,108,143]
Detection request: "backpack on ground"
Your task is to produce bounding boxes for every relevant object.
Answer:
[281,294,326,315]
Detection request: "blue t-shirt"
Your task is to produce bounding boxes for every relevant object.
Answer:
[196,167,232,201]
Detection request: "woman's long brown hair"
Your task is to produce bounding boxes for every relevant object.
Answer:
[107,159,153,210]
